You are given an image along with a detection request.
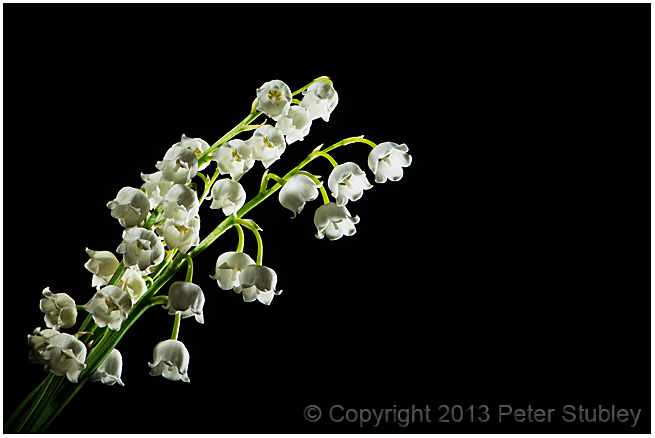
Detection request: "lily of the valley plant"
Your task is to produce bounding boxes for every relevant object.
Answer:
[6,76,412,433]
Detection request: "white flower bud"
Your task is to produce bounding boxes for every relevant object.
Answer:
[209,251,256,291]
[176,134,211,171]
[209,179,246,217]
[156,217,200,254]
[39,333,87,383]
[327,162,373,207]
[278,174,320,218]
[140,171,174,210]
[90,348,124,386]
[116,227,165,274]
[107,187,150,228]
[300,81,338,122]
[28,327,60,371]
[367,142,412,183]
[163,281,205,324]
[276,106,312,144]
[314,202,360,240]
[234,264,282,305]
[116,268,148,304]
[247,125,286,168]
[212,140,255,182]
[256,80,292,120]
[82,285,132,331]
[84,248,120,289]
[160,184,199,227]
[155,145,199,184]
[39,288,77,330]
[149,339,190,382]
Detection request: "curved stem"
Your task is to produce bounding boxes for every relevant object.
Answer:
[235,224,245,252]
[315,151,339,168]
[171,312,181,341]
[182,254,193,283]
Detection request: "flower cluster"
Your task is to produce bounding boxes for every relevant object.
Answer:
[24,76,411,399]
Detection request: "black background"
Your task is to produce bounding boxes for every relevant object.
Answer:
[3,4,649,434]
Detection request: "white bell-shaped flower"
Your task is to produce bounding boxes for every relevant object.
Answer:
[314,202,360,240]
[116,268,148,304]
[156,217,200,254]
[28,327,60,371]
[149,339,190,382]
[116,227,165,274]
[368,142,412,183]
[327,162,373,207]
[300,81,339,122]
[276,106,312,144]
[83,285,133,331]
[247,125,286,168]
[90,348,125,386]
[159,184,199,227]
[163,281,205,323]
[212,140,255,182]
[155,145,199,184]
[84,248,120,289]
[209,179,246,217]
[141,171,174,209]
[234,265,282,305]
[278,173,320,218]
[256,79,292,120]
[209,251,256,290]
[176,134,211,171]
[107,187,151,228]
[40,288,77,330]
[39,333,87,383]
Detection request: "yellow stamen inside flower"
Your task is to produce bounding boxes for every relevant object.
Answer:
[263,137,275,149]
[105,297,120,313]
[339,174,352,186]
[267,89,283,101]
[232,149,242,162]
[175,225,188,235]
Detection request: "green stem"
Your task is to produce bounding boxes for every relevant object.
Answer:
[171,312,181,341]
[235,224,245,252]
[234,218,263,265]
[182,254,193,283]
[315,151,339,168]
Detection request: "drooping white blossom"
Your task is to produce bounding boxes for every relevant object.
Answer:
[140,171,174,210]
[83,286,133,331]
[247,125,286,168]
[90,348,125,386]
[84,248,120,289]
[39,333,87,383]
[327,162,373,207]
[163,281,205,324]
[156,217,200,254]
[159,184,199,227]
[156,145,199,185]
[28,327,60,371]
[209,179,246,217]
[149,339,190,382]
[116,268,148,304]
[107,187,151,228]
[300,81,338,122]
[314,202,360,240]
[234,264,282,305]
[256,79,292,120]
[367,142,412,183]
[278,173,320,218]
[116,227,165,274]
[176,134,211,171]
[39,288,77,330]
[209,251,256,291]
[276,106,312,144]
[212,140,255,182]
